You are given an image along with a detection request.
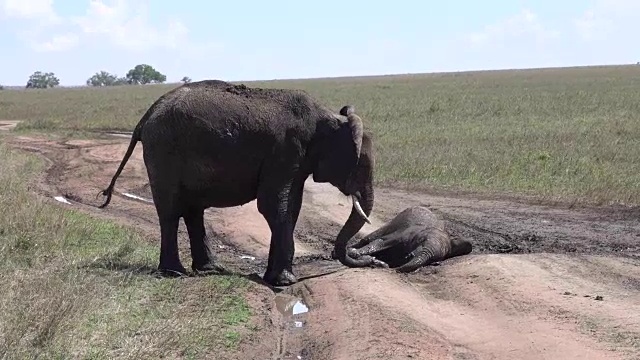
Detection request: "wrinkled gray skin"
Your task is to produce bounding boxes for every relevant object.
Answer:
[98,79,384,286]
[343,206,473,272]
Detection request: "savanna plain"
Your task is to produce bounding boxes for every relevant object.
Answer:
[0,65,639,359]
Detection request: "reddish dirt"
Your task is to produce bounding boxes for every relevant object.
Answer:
[5,132,640,360]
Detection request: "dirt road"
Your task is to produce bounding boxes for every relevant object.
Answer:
[5,132,639,360]
[0,121,19,131]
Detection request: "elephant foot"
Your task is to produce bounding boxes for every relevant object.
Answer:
[263,269,297,287]
[360,255,389,269]
[347,247,361,258]
[192,261,227,276]
[157,262,188,277]
[331,248,360,259]
[157,267,188,278]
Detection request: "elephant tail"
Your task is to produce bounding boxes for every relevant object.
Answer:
[394,228,448,273]
[97,118,145,209]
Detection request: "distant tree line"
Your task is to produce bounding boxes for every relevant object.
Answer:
[17,64,192,89]
[86,64,167,86]
[26,71,60,89]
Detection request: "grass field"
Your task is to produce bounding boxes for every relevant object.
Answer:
[4,65,640,205]
[0,139,256,358]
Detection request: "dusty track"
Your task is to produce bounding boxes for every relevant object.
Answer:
[0,121,20,131]
[5,132,640,360]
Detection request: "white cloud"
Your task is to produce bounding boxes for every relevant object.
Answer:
[1,0,71,52]
[71,0,197,53]
[31,33,79,52]
[73,0,188,51]
[0,0,59,23]
[466,9,560,48]
[573,0,640,41]
[431,9,570,72]
[1,0,220,56]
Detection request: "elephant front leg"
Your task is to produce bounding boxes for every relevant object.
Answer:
[258,180,304,287]
[347,236,402,259]
[263,219,297,286]
[346,238,383,258]
[394,245,433,273]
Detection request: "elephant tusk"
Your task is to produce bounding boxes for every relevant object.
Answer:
[351,195,372,224]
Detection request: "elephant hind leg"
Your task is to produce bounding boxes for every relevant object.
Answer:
[183,206,225,275]
[393,245,431,273]
[146,154,187,276]
[156,213,187,276]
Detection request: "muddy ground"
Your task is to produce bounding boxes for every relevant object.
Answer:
[4,130,640,360]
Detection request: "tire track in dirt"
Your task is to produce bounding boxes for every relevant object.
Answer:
[5,133,639,360]
[0,120,20,131]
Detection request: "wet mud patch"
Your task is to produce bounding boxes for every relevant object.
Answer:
[272,291,312,359]
[441,213,640,257]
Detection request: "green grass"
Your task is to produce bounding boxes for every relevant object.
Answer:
[0,139,256,359]
[3,64,640,204]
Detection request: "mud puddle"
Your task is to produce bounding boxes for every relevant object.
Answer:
[272,290,314,360]
[274,293,310,330]
[53,195,72,205]
[103,131,133,138]
[122,192,153,203]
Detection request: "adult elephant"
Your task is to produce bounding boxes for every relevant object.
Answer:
[98,80,381,286]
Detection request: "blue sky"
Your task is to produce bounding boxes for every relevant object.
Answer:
[0,0,638,86]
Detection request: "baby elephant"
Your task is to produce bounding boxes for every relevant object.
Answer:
[345,206,472,272]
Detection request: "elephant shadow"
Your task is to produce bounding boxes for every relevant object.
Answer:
[78,254,303,293]
[77,239,343,292]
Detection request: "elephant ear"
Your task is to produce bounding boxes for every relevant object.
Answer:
[340,105,364,159]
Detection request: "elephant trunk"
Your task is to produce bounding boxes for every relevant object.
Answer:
[334,182,376,267]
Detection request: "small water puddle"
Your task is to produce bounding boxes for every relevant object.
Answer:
[274,293,310,330]
[105,132,132,138]
[273,292,313,359]
[53,195,72,205]
[122,192,153,203]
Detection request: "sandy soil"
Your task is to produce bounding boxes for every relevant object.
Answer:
[5,132,639,360]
